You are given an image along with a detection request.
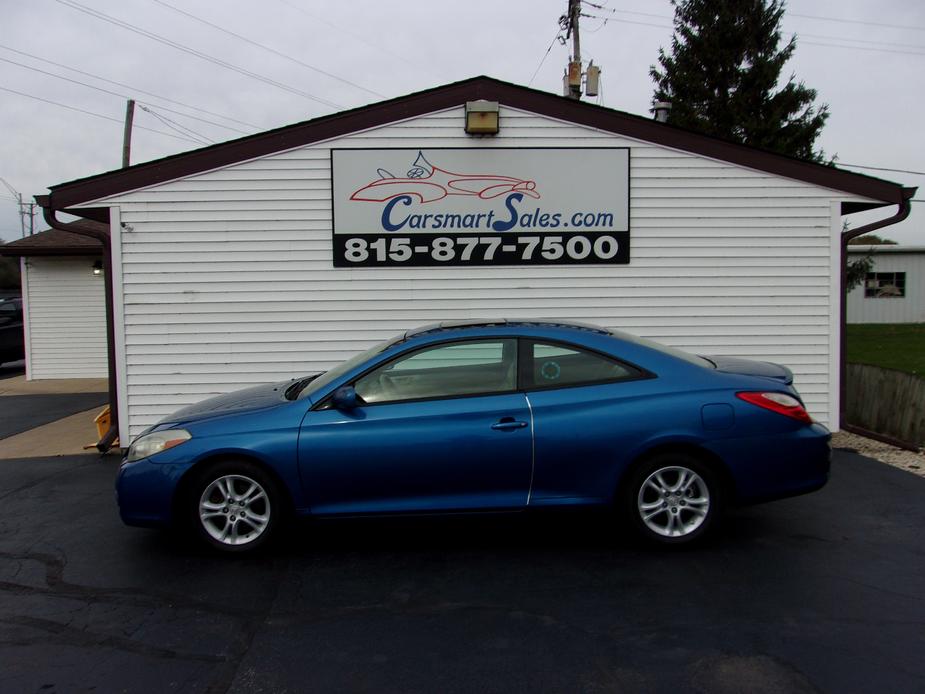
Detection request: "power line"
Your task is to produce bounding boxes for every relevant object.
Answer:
[800,39,925,58]
[582,1,925,49]
[577,13,925,58]
[837,163,925,176]
[798,32,925,52]
[53,0,344,110]
[138,104,213,145]
[150,0,385,99]
[580,13,670,30]
[274,0,442,81]
[0,56,251,136]
[134,102,246,137]
[580,2,669,23]
[583,16,612,34]
[583,1,925,34]
[579,1,672,28]
[0,44,259,130]
[142,107,212,143]
[1,56,124,100]
[789,12,925,33]
[0,85,202,145]
[528,31,564,86]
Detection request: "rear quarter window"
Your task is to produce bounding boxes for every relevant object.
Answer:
[525,341,641,389]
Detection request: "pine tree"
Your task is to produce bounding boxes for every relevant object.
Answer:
[651,0,829,162]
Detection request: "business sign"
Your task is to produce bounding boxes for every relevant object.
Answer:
[331,148,629,267]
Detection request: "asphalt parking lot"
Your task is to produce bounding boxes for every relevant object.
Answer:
[0,449,923,694]
[0,392,108,440]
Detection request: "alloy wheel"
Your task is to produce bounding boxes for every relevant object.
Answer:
[636,465,711,538]
[198,474,271,547]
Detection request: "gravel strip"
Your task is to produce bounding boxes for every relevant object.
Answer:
[832,431,925,478]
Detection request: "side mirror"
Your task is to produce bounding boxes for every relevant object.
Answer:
[331,385,359,410]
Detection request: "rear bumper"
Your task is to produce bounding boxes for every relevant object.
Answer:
[706,423,831,505]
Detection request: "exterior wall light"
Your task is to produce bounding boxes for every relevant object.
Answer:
[92,259,104,276]
[465,101,500,135]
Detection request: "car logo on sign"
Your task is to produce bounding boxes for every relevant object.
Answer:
[350,151,541,204]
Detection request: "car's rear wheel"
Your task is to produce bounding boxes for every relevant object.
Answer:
[625,454,722,545]
[189,460,280,553]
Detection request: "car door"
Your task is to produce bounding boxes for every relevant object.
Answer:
[298,338,533,515]
[522,339,656,505]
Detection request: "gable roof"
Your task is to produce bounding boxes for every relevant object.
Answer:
[44,76,913,213]
[0,223,105,257]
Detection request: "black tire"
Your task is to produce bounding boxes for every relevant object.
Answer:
[188,459,281,553]
[623,453,723,546]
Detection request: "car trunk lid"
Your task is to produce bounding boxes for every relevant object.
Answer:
[706,356,794,385]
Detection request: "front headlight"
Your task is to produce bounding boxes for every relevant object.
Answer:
[126,429,192,463]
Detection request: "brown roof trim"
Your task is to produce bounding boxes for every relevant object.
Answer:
[0,247,102,258]
[67,206,113,224]
[0,225,104,258]
[46,76,911,209]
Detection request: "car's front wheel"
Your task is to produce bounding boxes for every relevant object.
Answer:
[625,454,722,545]
[189,460,280,553]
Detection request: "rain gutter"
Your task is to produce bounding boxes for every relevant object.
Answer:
[35,195,119,453]
[839,187,918,450]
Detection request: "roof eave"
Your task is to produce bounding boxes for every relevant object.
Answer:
[0,246,102,258]
[43,76,909,209]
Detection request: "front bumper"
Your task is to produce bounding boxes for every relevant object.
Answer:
[116,456,188,528]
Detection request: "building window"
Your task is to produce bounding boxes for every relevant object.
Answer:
[864,272,906,298]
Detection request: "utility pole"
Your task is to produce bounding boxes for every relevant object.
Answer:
[19,201,35,235]
[569,0,581,75]
[0,177,28,238]
[122,99,135,168]
[564,0,582,99]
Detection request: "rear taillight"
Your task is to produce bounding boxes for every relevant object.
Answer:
[736,391,813,424]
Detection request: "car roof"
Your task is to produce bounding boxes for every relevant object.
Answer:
[402,319,613,340]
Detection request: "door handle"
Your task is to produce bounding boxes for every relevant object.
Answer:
[491,418,528,431]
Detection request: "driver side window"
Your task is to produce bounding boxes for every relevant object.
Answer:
[355,339,517,404]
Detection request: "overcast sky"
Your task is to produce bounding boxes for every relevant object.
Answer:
[1,0,923,243]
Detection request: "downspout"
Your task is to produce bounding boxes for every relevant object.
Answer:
[35,197,120,453]
[839,187,916,448]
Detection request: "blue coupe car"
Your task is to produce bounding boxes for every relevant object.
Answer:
[116,320,830,552]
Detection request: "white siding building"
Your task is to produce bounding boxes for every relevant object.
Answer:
[2,228,107,379]
[35,78,914,443]
[847,245,925,323]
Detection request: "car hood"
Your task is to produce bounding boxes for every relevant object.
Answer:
[165,381,292,425]
[707,356,794,385]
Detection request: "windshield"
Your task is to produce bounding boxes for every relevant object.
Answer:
[609,329,714,368]
[296,338,396,400]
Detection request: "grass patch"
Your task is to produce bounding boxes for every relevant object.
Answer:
[846,323,925,376]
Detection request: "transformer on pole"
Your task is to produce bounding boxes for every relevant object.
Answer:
[561,0,601,101]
